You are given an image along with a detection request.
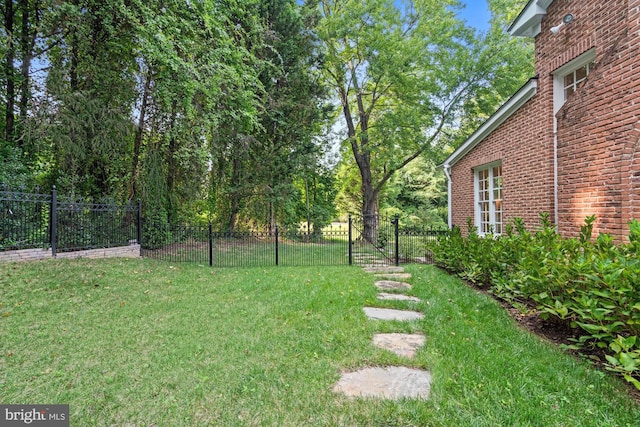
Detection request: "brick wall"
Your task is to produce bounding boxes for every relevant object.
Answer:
[450,96,555,232]
[550,0,640,239]
[0,245,141,263]
[451,0,640,240]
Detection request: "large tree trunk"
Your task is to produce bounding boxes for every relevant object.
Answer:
[129,69,152,201]
[166,99,178,224]
[361,164,379,244]
[341,62,380,243]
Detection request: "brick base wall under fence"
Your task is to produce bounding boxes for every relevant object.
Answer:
[0,245,141,262]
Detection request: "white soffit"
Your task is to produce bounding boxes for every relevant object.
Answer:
[508,0,555,37]
[442,78,538,168]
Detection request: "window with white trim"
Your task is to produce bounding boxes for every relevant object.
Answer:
[475,163,502,235]
[553,49,596,114]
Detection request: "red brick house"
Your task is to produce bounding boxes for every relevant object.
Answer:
[443,0,640,240]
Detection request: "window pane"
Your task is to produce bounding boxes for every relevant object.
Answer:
[476,164,503,235]
[493,177,502,190]
[564,72,574,86]
[565,85,575,98]
[575,65,588,81]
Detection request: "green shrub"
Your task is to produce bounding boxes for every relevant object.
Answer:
[433,214,640,389]
[142,209,170,250]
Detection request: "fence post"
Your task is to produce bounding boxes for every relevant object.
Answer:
[137,200,142,256]
[348,215,352,265]
[50,186,57,257]
[394,215,399,266]
[275,225,279,266]
[208,222,213,267]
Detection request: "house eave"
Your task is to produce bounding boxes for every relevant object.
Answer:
[442,77,538,169]
[508,0,554,38]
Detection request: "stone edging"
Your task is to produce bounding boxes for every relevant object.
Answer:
[0,245,141,262]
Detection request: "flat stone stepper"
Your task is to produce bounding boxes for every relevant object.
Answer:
[363,307,424,321]
[364,266,405,274]
[333,366,432,400]
[373,333,426,359]
[377,292,420,302]
[374,273,412,280]
[360,263,390,268]
[374,280,411,291]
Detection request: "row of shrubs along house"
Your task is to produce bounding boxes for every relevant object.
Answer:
[443,0,640,241]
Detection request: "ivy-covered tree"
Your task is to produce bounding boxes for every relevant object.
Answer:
[208,0,331,231]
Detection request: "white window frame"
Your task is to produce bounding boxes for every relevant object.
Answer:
[553,49,596,115]
[474,162,503,236]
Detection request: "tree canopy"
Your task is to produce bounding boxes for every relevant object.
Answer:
[1,0,533,229]
[315,0,532,231]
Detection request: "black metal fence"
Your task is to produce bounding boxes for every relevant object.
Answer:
[1,185,446,266]
[0,187,51,251]
[141,222,351,267]
[143,215,447,267]
[1,185,139,255]
[351,214,447,265]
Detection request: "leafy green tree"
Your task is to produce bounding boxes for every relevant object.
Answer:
[450,0,533,145]
[1,0,54,185]
[3,0,16,144]
[27,0,138,198]
[301,164,338,233]
[316,0,533,240]
[208,0,331,231]
[253,0,330,231]
[383,157,447,227]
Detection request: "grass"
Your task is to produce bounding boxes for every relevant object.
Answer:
[0,259,637,426]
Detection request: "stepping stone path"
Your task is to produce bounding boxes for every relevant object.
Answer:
[363,266,405,273]
[377,292,420,302]
[374,272,412,280]
[352,253,388,266]
[374,280,411,291]
[361,262,389,267]
[363,307,424,321]
[333,260,432,400]
[373,333,425,358]
[333,367,431,400]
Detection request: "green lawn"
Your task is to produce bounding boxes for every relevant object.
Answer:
[0,259,637,426]
[144,237,352,267]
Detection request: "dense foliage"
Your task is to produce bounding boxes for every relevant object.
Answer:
[2,0,533,230]
[432,214,640,389]
[0,0,331,231]
[318,0,532,227]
